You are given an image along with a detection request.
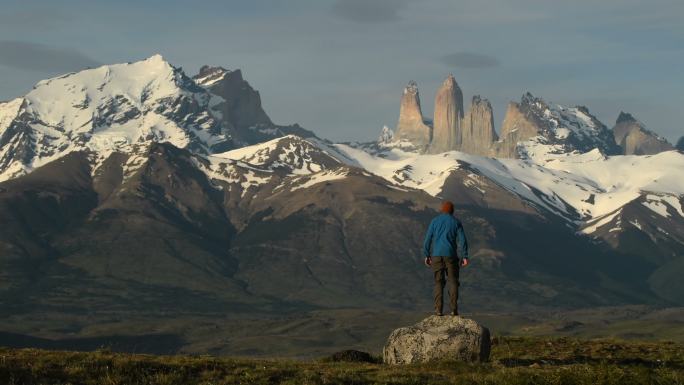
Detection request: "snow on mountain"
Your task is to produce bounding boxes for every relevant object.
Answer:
[0,98,22,132]
[0,54,231,182]
[332,142,684,226]
[213,135,341,175]
[378,125,394,144]
[0,55,681,247]
[580,209,623,235]
[0,57,343,199]
[289,168,349,191]
[537,102,602,143]
[542,150,684,218]
[193,66,232,87]
[188,135,352,199]
[195,155,273,197]
[332,144,460,196]
[0,98,25,178]
[496,93,621,160]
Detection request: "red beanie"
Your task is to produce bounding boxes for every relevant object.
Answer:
[440,201,454,214]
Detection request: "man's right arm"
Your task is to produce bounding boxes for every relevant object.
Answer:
[457,222,468,258]
[422,220,434,258]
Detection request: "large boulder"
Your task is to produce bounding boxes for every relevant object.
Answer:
[383,315,491,364]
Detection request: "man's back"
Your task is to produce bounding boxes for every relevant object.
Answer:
[423,213,468,259]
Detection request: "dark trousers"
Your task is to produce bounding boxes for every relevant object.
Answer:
[431,257,459,314]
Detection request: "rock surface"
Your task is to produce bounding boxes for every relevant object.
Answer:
[492,100,542,158]
[193,66,273,131]
[461,96,498,156]
[612,112,673,155]
[383,315,491,364]
[193,65,315,146]
[394,81,431,147]
[430,75,464,153]
[493,93,621,159]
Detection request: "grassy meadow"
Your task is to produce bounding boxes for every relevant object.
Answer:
[1,336,683,384]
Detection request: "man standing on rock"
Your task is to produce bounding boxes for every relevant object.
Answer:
[423,201,469,316]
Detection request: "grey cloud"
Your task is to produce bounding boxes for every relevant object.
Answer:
[0,8,72,31]
[440,52,500,69]
[331,0,408,23]
[0,41,101,73]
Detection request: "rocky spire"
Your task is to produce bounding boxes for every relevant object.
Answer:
[616,111,637,124]
[461,96,498,156]
[429,74,464,153]
[378,125,394,143]
[612,111,673,155]
[193,67,272,130]
[394,81,431,147]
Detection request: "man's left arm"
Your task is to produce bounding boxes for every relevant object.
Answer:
[423,221,434,266]
[457,221,469,267]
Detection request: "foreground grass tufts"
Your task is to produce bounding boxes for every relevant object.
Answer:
[0,336,683,384]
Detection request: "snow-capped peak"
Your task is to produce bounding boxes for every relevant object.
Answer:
[143,53,166,63]
[0,55,230,182]
[213,135,340,175]
[26,54,180,129]
[519,93,610,143]
[193,65,231,87]
[505,93,621,161]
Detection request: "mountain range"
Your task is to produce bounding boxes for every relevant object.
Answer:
[0,55,682,355]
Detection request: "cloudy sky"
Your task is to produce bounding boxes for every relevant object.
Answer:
[0,0,682,142]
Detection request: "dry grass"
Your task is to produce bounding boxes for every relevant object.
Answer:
[1,336,683,384]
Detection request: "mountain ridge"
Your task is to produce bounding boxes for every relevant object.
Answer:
[0,55,682,355]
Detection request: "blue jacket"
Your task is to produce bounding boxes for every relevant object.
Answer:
[423,213,469,259]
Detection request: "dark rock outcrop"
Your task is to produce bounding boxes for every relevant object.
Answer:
[193,66,272,131]
[383,315,491,364]
[327,350,378,363]
[193,65,315,145]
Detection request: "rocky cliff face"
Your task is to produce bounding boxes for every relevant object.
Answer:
[394,81,431,148]
[429,75,464,153]
[461,96,498,156]
[192,65,316,146]
[386,79,673,161]
[492,99,545,158]
[677,137,684,152]
[612,112,674,155]
[493,93,621,159]
[194,65,272,131]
